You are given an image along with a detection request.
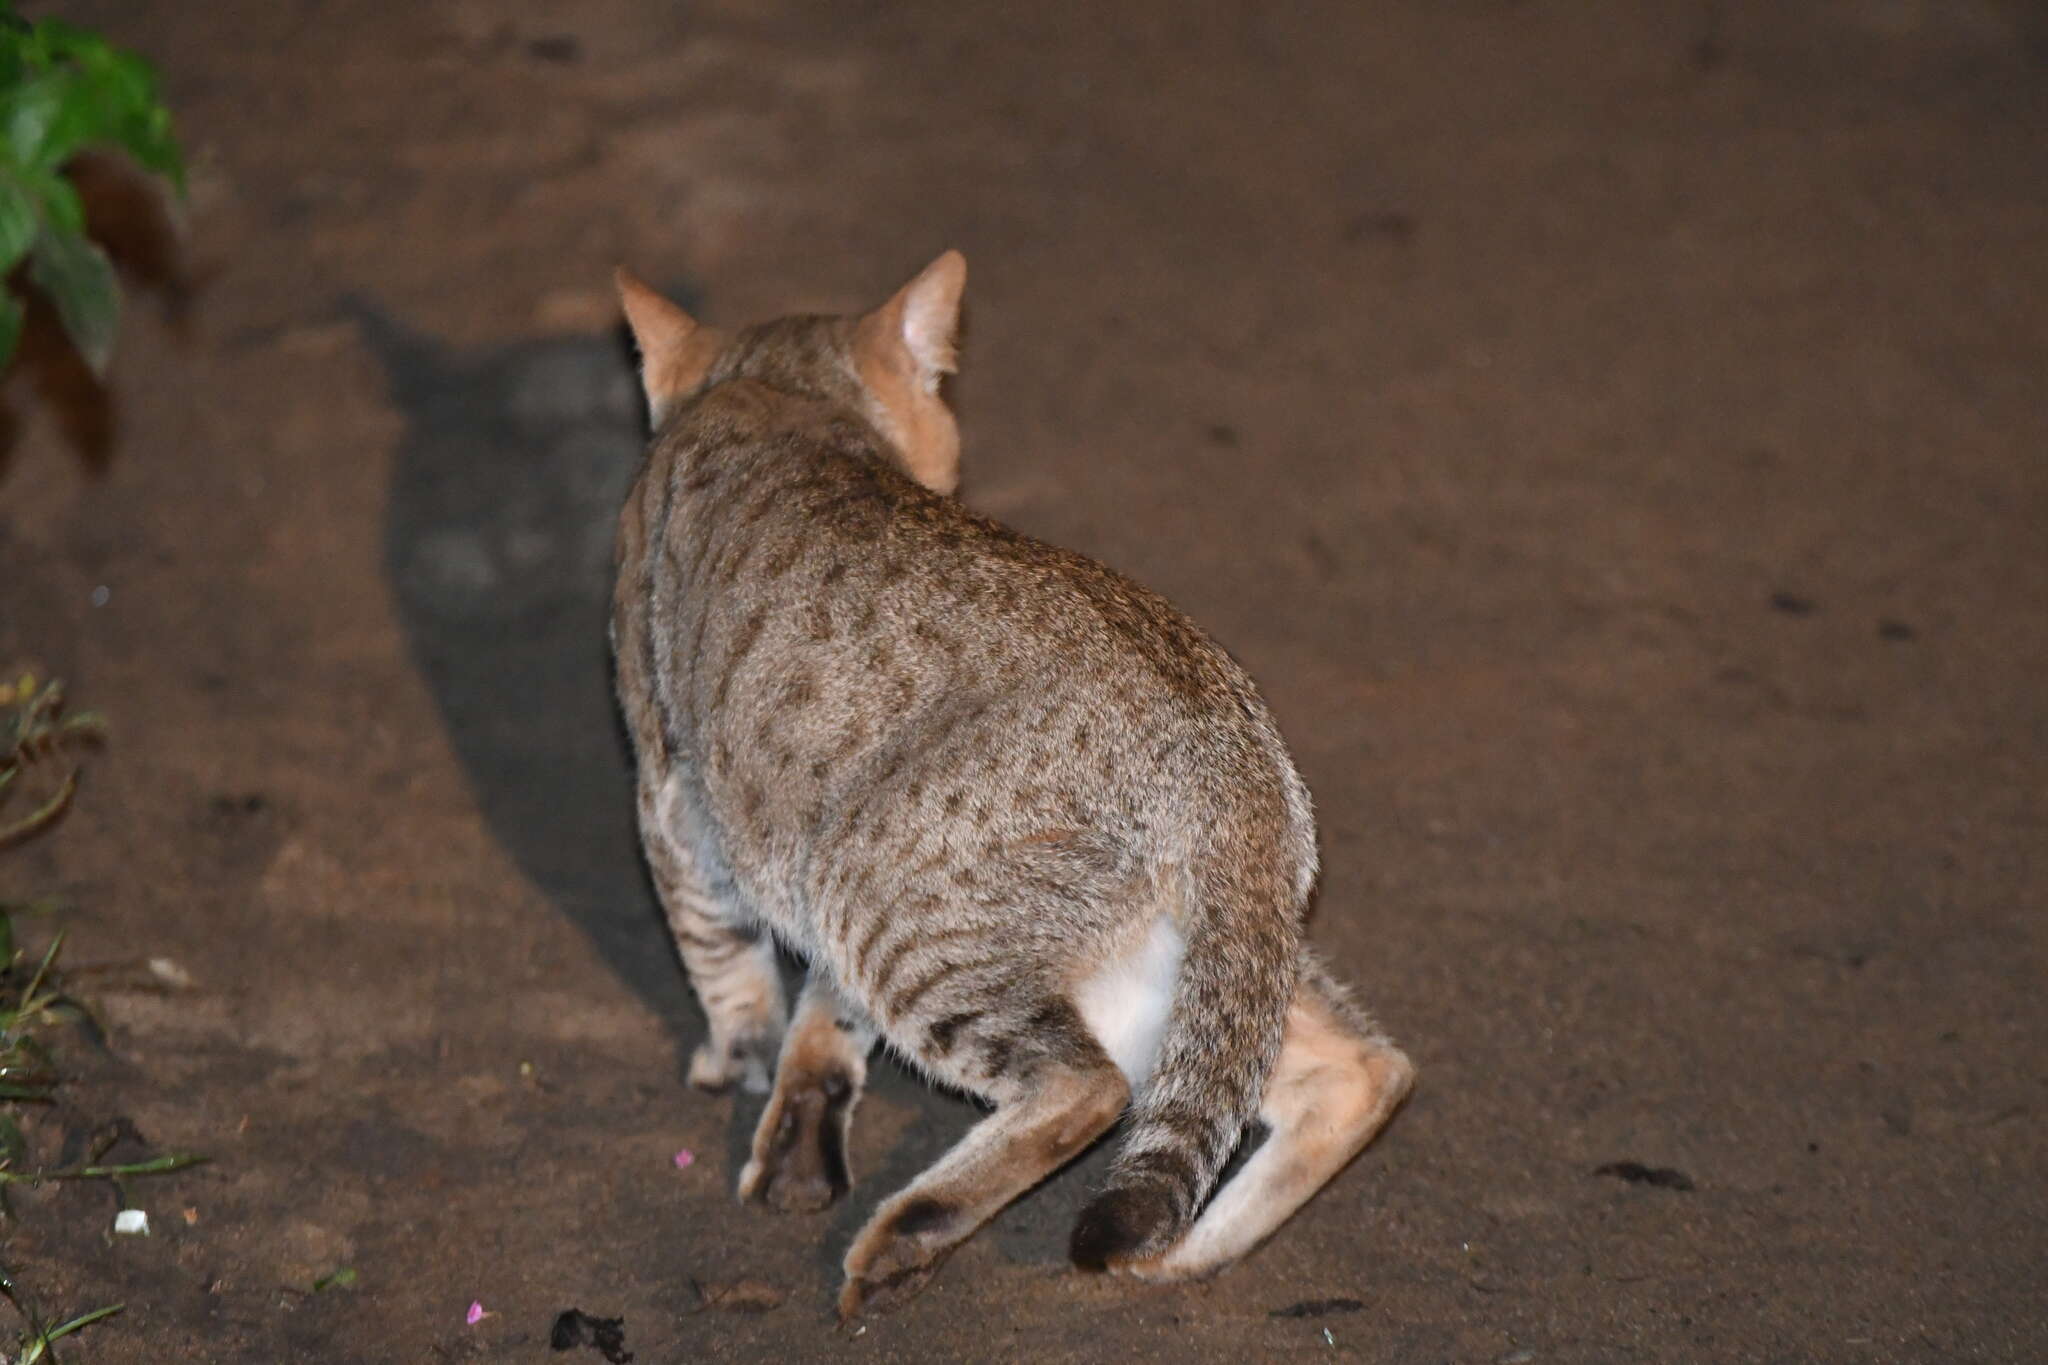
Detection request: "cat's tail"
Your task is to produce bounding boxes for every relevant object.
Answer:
[1069,812,1304,1269]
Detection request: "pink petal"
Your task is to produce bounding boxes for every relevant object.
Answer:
[673,1148,696,1170]
[465,1300,486,1326]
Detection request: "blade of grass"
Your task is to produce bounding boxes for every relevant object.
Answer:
[16,1301,124,1363]
[13,931,62,1014]
[0,1151,207,1185]
[0,768,78,847]
[43,1301,124,1339]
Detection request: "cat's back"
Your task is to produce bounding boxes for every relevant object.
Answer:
[648,381,1264,736]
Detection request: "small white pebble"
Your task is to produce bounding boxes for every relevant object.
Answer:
[149,957,195,987]
[90,585,110,607]
[114,1209,150,1236]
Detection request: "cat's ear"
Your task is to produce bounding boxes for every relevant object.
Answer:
[615,267,722,425]
[855,251,967,493]
[860,250,966,393]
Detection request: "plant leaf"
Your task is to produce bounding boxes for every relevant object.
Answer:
[0,18,183,191]
[25,226,115,374]
[46,26,181,187]
[0,172,33,272]
[21,167,82,235]
[2,69,68,168]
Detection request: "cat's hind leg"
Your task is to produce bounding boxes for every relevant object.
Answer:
[1129,954,1414,1280]
[739,973,878,1212]
[838,1018,1129,1320]
[639,775,785,1093]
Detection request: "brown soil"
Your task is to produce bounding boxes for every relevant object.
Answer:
[2,2,2044,1361]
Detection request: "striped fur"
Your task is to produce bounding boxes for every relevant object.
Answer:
[609,254,1412,1316]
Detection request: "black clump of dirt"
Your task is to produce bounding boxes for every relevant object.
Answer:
[1594,1161,1696,1191]
[550,1309,632,1362]
[1769,591,1817,616]
[1270,1297,1366,1319]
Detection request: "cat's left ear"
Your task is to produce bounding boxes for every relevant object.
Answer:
[615,267,723,426]
[855,251,967,493]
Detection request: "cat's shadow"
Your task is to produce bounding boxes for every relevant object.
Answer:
[366,297,700,1029]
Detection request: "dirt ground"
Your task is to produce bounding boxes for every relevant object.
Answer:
[2,1,2044,1360]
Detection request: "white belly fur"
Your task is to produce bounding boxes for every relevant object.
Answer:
[1074,915,1185,1090]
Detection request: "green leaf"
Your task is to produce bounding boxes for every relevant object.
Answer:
[114,99,184,189]
[26,226,115,374]
[0,173,34,273]
[0,18,184,191]
[2,69,69,168]
[25,167,82,235]
[312,1267,358,1292]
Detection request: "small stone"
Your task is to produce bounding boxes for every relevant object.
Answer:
[114,1209,150,1236]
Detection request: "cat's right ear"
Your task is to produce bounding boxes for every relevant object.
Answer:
[616,267,722,426]
[853,251,968,494]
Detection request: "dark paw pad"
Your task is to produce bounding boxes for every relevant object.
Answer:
[888,1197,957,1239]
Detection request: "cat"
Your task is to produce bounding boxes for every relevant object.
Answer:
[609,251,1415,1318]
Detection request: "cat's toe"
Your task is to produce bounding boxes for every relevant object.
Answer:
[687,1031,779,1093]
[836,1262,939,1322]
[743,1146,842,1212]
[763,1167,841,1213]
[687,1043,736,1092]
[838,1197,962,1318]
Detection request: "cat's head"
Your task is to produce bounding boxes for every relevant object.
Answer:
[615,252,967,496]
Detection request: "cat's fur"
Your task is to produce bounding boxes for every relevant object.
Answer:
[610,252,1414,1317]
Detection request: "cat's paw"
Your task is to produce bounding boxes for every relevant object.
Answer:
[1110,1252,1206,1282]
[688,1031,777,1094]
[739,1071,854,1212]
[837,1196,962,1320]
[837,1260,941,1322]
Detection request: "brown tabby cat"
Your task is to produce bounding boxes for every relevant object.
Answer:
[610,252,1414,1318]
